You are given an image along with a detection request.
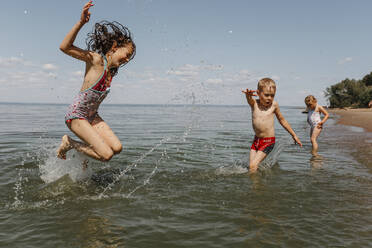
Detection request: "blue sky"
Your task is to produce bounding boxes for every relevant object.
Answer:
[1,0,371,106]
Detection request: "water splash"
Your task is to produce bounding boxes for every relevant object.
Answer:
[258,142,285,170]
[215,142,285,175]
[215,162,249,175]
[96,87,207,198]
[97,136,171,198]
[12,169,26,208]
[39,149,92,183]
[126,147,170,197]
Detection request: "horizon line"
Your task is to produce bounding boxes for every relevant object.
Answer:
[0,101,305,108]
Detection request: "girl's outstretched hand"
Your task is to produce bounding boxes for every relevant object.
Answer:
[81,1,94,24]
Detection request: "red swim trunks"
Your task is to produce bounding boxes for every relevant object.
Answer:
[251,136,276,154]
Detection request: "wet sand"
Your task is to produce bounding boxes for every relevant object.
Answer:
[328,108,372,132]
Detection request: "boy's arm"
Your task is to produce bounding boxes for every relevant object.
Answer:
[242,89,257,108]
[317,106,329,128]
[274,103,303,147]
[59,1,94,62]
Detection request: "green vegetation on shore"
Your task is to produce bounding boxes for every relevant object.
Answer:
[325,72,372,108]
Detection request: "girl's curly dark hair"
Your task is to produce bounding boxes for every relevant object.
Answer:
[86,21,136,76]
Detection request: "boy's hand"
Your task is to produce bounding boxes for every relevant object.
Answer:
[81,1,94,24]
[293,135,303,147]
[242,89,257,97]
[242,89,257,107]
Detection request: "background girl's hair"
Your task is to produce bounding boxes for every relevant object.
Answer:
[86,21,136,76]
[305,95,317,104]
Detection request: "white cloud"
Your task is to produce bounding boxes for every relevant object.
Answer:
[298,90,311,95]
[166,64,199,77]
[65,70,84,83]
[238,70,252,80]
[271,75,280,81]
[338,57,353,64]
[178,64,200,71]
[203,64,224,71]
[0,56,32,67]
[42,63,57,70]
[205,78,223,84]
[72,70,84,76]
[224,70,256,84]
[167,70,198,76]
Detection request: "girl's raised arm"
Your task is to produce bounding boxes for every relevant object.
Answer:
[59,1,94,62]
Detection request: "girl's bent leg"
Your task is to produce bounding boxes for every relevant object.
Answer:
[92,115,122,154]
[69,119,114,161]
[57,135,72,159]
[57,134,96,160]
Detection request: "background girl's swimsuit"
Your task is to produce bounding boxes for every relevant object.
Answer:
[65,56,112,124]
[307,105,321,130]
[251,136,276,154]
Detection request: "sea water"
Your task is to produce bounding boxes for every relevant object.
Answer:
[0,103,371,247]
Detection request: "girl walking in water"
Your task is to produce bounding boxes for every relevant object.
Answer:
[57,1,135,162]
[304,95,329,156]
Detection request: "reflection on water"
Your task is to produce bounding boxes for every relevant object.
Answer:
[310,154,323,169]
[72,214,125,248]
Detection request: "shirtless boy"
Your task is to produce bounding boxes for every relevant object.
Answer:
[242,78,302,173]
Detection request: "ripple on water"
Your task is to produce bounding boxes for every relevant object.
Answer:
[0,104,372,247]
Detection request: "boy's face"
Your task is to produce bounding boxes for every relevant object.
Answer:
[257,86,276,107]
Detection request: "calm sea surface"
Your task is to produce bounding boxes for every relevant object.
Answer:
[0,103,371,247]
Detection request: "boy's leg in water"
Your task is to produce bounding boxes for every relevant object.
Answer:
[249,149,267,173]
[310,126,322,156]
[91,115,122,155]
[249,149,258,165]
[58,119,114,161]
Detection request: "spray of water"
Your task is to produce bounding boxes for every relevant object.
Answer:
[97,83,207,198]
[215,142,285,176]
[24,80,209,202]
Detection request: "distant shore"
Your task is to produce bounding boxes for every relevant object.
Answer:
[328,108,372,132]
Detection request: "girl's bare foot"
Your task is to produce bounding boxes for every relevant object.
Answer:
[57,135,72,159]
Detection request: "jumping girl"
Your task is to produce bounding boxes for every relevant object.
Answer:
[57,1,136,162]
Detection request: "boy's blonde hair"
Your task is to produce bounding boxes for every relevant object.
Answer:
[304,95,317,105]
[257,78,276,91]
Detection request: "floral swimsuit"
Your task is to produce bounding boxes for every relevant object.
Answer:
[307,105,321,131]
[65,56,112,124]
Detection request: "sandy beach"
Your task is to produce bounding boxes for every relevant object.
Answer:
[328,108,372,132]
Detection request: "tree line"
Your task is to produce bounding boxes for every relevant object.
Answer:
[325,72,372,108]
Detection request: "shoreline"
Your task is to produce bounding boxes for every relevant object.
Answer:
[327,108,372,132]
